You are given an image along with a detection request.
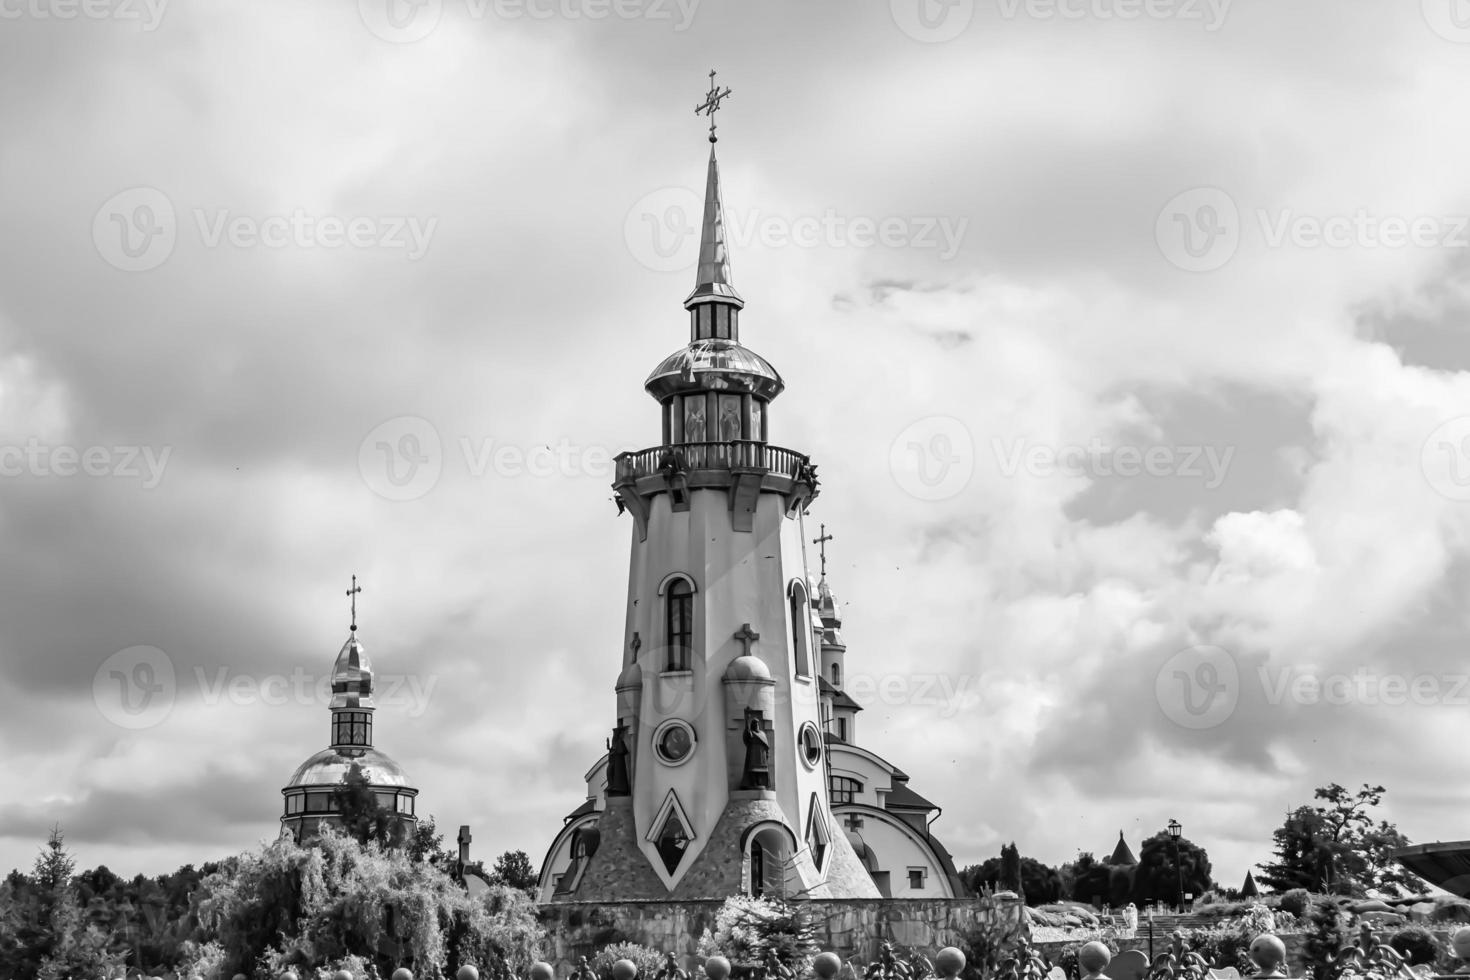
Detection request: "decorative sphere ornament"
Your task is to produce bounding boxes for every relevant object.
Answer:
[935,948,966,979]
[1454,928,1470,960]
[813,952,842,979]
[334,971,354,980]
[280,972,300,980]
[612,959,638,980]
[458,966,481,980]
[392,970,415,980]
[1079,942,1112,975]
[1249,935,1287,976]
[530,962,555,980]
[704,956,731,980]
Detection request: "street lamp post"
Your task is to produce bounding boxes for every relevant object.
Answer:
[1168,818,1184,914]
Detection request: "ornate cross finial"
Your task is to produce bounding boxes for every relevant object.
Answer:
[631,631,642,655]
[694,69,733,143]
[813,524,834,578]
[346,574,362,632]
[734,622,760,656]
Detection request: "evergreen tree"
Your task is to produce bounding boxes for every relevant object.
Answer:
[1257,784,1425,896]
[1132,830,1212,908]
[331,763,406,849]
[487,850,538,893]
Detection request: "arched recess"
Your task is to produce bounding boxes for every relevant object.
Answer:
[787,579,811,677]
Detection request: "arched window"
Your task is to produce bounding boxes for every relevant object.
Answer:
[831,662,841,686]
[829,776,863,805]
[789,581,811,677]
[667,578,694,671]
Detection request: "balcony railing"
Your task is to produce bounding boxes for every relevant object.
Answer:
[615,441,813,484]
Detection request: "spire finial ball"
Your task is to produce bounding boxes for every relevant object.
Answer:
[392,970,415,980]
[1079,942,1112,976]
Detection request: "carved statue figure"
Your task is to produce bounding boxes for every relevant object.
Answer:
[606,725,631,796]
[740,712,771,790]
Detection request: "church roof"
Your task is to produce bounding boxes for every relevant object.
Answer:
[819,677,862,711]
[1107,831,1138,866]
[884,781,938,812]
[285,746,415,789]
[330,633,374,710]
[685,145,743,310]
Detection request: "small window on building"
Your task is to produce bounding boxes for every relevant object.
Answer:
[831,662,841,685]
[829,776,862,805]
[836,717,848,742]
[666,578,694,671]
[789,581,811,676]
[908,867,927,890]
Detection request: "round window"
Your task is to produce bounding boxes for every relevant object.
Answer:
[654,720,696,766]
[799,722,822,768]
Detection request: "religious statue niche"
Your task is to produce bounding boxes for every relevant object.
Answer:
[683,397,706,443]
[606,724,631,796]
[749,399,762,442]
[718,394,742,441]
[740,708,772,790]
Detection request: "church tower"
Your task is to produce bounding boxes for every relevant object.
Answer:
[560,76,879,901]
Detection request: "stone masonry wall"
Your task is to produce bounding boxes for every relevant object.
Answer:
[538,897,1026,976]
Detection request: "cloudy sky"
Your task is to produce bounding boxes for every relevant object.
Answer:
[4,0,1470,893]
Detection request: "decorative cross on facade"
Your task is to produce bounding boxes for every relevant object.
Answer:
[734,622,760,656]
[346,574,362,632]
[813,524,834,578]
[694,69,732,143]
[631,631,642,655]
[842,813,864,832]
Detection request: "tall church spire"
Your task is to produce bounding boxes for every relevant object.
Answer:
[685,145,743,312]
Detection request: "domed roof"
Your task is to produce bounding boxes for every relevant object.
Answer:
[330,633,374,710]
[285,746,414,789]
[615,661,643,690]
[724,655,772,683]
[645,340,784,400]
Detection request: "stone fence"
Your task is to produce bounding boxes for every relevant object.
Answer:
[537,897,1026,976]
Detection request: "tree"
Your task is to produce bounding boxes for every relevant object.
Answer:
[487,850,538,893]
[1256,784,1425,897]
[409,817,451,868]
[1132,830,1212,908]
[960,852,1062,904]
[331,763,407,850]
[1000,842,1024,898]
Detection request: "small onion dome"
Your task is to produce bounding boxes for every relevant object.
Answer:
[723,655,772,683]
[330,634,374,710]
[285,746,414,788]
[615,661,643,690]
[644,340,784,401]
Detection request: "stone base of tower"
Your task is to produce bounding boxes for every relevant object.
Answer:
[565,794,881,902]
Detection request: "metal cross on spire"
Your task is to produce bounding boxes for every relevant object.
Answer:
[346,574,362,633]
[694,69,733,143]
[813,524,834,578]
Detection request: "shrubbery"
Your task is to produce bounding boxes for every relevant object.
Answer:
[1280,889,1313,920]
[591,942,667,980]
[695,896,817,975]
[1387,926,1443,967]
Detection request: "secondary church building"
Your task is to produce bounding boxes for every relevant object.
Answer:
[535,103,964,902]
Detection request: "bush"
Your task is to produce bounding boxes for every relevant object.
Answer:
[1183,925,1252,973]
[591,943,667,980]
[1387,927,1443,967]
[695,896,818,974]
[1280,889,1312,920]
